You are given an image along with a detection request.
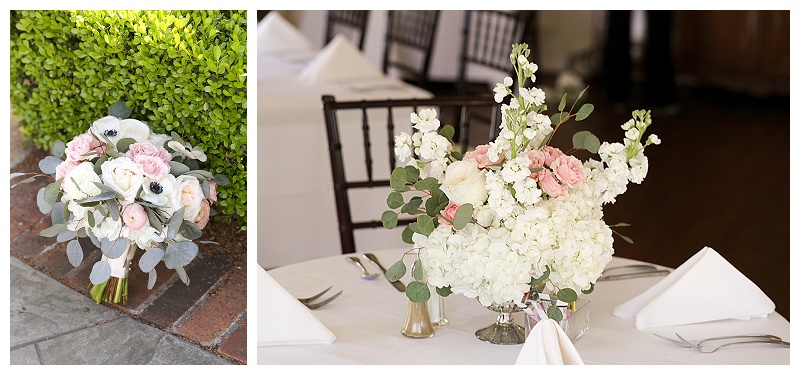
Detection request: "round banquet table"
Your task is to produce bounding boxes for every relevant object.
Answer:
[258,249,790,365]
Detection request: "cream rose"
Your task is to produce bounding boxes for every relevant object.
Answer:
[101,157,144,203]
[440,159,489,206]
[62,162,102,200]
[168,175,205,221]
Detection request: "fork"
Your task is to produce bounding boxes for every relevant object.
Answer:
[302,290,343,310]
[297,286,333,304]
[675,333,790,353]
[654,333,784,348]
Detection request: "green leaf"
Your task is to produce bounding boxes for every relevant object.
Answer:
[435,286,452,297]
[558,92,567,112]
[414,177,438,191]
[452,203,473,230]
[575,103,594,121]
[408,222,422,234]
[556,288,578,303]
[405,281,431,303]
[66,239,83,267]
[385,260,406,282]
[400,196,423,214]
[576,86,590,101]
[550,112,566,127]
[36,187,52,214]
[51,140,65,158]
[139,247,164,273]
[547,304,564,321]
[609,222,631,227]
[108,101,132,119]
[87,210,95,227]
[213,174,230,186]
[416,215,435,236]
[403,165,420,183]
[75,191,116,204]
[616,232,634,244]
[94,154,110,174]
[425,196,440,217]
[40,223,66,237]
[439,124,455,141]
[572,130,601,153]
[390,167,407,190]
[169,161,191,176]
[401,226,414,244]
[529,266,550,286]
[115,137,137,153]
[412,259,424,281]
[179,221,203,241]
[582,283,595,294]
[381,210,398,229]
[89,260,112,285]
[163,241,199,269]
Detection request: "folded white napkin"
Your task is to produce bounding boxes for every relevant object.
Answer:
[515,319,584,365]
[297,34,384,84]
[613,246,775,330]
[257,266,336,346]
[257,12,315,55]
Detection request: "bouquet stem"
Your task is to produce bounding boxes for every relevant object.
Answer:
[89,277,128,304]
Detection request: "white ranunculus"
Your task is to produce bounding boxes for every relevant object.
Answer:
[62,162,103,200]
[118,119,151,143]
[101,157,144,203]
[141,174,176,207]
[440,159,488,206]
[90,116,122,142]
[168,175,205,221]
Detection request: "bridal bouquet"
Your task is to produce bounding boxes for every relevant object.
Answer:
[11,102,228,304]
[381,43,659,320]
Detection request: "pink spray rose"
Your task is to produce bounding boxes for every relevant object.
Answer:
[541,146,565,167]
[194,199,211,230]
[208,180,218,203]
[438,201,461,228]
[122,203,148,231]
[550,155,586,189]
[464,144,502,169]
[536,170,567,198]
[524,149,546,179]
[127,141,171,164]
[55,160,81,181]
[133,155,170,180]
[65,133,106,162]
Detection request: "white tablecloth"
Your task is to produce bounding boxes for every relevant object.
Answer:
[258,249,790,365]
[258,41,433,269]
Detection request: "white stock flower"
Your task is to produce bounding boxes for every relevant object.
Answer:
[394,133,414,161]
[628,152,649,184]
[440,159,488,206]
[647,134,661,145]
[101,157,144,204]
[500,155,532,183]
[118,119,151,142]
[513,178,542,205]
[62,162,102,200]
[410,108,440,133]
[417,132,449,161]
[168,140,207,162]
[493,76,513,103]
[92,215,122,242]
[141,174,176,207]
[519,87,546,107]
[625,127,640,141]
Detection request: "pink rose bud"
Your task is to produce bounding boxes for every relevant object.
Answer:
[525,149,546,179]
[208,180,218,203]
[438,201,461,228]
[122,203,148,231]
[194,199,211,230]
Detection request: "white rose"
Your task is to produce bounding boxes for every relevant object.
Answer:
[62,162,102,200]
[101,157,144,203]
[440,159,489,206]
[90,116,122,142]
[141,174,176,206]
[168,175,205,221]
[118,119,151,142]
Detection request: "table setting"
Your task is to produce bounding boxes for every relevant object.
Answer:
[257,16,789,365]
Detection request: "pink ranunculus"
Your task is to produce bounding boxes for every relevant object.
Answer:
[551,155,586,189]
[122,203,148,231]
[536,170,567,198]
[133,155,170,180]
[65,133,103,162]
[464,144,502,169]
[127,141,171,164]
[208,180,218,203]
[541,146,565,167]
[194,199,211,230]
[55,160,81,181]
[438,201,461,228]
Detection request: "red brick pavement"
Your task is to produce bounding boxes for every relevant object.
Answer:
[9,149,247,364]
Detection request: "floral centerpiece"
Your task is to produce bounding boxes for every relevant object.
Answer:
[380,43,659,342]
[11,102,228,304]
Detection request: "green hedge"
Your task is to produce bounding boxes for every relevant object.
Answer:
[10,10,247,227]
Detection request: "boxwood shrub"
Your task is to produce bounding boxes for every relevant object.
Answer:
[10,10,247,227]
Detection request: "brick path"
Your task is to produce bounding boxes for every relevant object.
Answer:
[9,146,247,364]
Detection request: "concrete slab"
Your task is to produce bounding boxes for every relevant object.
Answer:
[10,345,41,365]
[149,334,233,365]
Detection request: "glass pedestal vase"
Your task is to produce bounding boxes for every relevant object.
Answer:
[475,302,526,345]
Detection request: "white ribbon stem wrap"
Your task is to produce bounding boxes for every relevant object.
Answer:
[103,243,136,278]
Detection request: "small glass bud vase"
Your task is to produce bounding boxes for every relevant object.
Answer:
[401,300,435,338]
[428,293,448,328]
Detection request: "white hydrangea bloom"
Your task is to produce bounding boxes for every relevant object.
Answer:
[513,178,542,205]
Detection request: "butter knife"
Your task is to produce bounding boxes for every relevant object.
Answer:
[363,253,406,292]
[596,269,670,281]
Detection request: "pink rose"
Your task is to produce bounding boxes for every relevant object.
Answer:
[208,180,218,203]
[127,141,171,164]
[65,133,106,161]
[133,155,170,180]
[194,199,211,230]
[550,155,586,189]
[525,149,546,179]
[438,201,460,228]
[464,144,502,169]
[55,160,81,181]
[541,146,565,167]
[537,170,567,198]
[122,203,148,231]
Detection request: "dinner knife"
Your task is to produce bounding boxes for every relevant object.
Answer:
[596,269,671,281]
[363,253,406,292]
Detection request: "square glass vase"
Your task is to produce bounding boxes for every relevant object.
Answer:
[522,298,590,342]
